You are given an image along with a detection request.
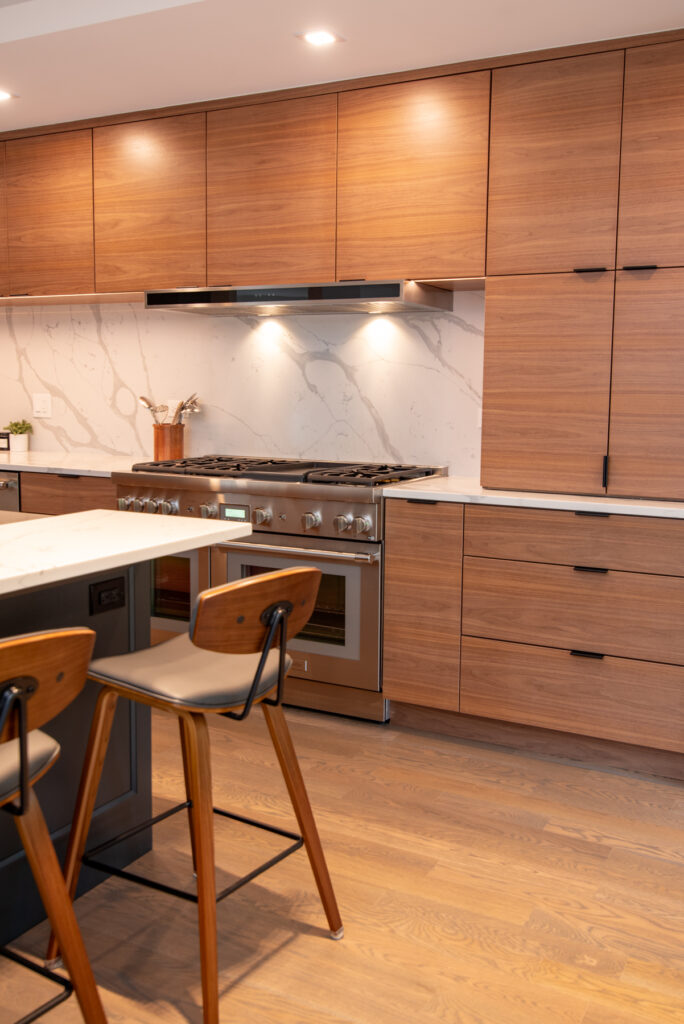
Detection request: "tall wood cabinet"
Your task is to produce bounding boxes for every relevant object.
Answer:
[94,113,207,291]
[383,499,463,711]
[481,272,614,494]
[618,40,684,269]
[337,73,490,281]
[487,52,624,276]
[0,143,7,296]
[5,129,94,295]
[207,95,337,286]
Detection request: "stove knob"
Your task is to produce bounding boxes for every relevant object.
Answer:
[117,496,133,511]
[159,499,178,516]
[200,503,218,519]
[333,514,353,533]
[253,507,272,526]
[145,499,159,514]
[352,515,372,535]
[132,498,145,513]
[302,511,322,531]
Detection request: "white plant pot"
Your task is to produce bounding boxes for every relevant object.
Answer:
[9,434,29,452]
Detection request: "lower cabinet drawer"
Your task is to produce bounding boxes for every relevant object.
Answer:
[462,556,684,666]
[460,636,684,752]
[21,472,117,514]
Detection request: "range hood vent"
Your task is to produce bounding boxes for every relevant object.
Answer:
[145,280,454,316]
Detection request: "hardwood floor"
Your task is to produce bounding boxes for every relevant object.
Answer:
[2,706,683,1023]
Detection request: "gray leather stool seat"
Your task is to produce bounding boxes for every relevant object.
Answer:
[0,730,59,805]
[89,632,291,709]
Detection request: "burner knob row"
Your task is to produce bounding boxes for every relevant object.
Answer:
[117,496,178,515]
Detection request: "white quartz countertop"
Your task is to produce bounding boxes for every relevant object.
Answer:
[383,475,684,519]
[0,451,145,477]
[0,509,251,595]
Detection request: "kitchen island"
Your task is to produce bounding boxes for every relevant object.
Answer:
[0,509,251,943]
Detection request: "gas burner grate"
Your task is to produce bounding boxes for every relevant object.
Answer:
[305,464,439,486]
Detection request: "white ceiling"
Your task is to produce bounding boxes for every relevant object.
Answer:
[1,0,683,132]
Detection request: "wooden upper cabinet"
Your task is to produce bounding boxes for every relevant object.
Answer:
[618,41,684,269]
[608,268,684,500]
[0,144,8,296]
[6,129,94,295]
[207,96,337,286]
[94,113,206,291]
[487,52,624,276]
[383,499,463,712]
[481,273,614,494]
[337,72,490,281]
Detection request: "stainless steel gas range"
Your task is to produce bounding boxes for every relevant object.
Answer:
[112,457,445,721]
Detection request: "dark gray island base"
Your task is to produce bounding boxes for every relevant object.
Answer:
[0,563,152,944]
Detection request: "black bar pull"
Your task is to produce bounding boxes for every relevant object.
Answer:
[569,649,605,659]
[573,565,609,573]
[573,267,608,273]
[574,510,610,518]
[602,455,608,488]
[407,499,438,504]
[622,265,658,271]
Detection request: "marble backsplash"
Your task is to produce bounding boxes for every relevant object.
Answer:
[0,291,484,474]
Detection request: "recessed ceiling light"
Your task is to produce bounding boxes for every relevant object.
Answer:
[0,90,13,101]
[300,30,341,46]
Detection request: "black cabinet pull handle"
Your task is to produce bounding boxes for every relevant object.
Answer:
[574,510,610,518]
[569,649,605,659]
[573,267,608,273]
[406,499,438,505]
[573,565,608,573]
[622,265,658,271]
[57,473,81,479]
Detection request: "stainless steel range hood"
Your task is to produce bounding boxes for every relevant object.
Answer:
[145,280,454,316]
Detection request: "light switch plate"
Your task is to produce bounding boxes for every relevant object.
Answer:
[32,393,52,418]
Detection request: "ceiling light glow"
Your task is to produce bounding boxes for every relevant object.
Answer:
[302,30,338,46]
[0,90,13,102]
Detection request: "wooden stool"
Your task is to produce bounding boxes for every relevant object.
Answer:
[47,568,342,1024]
[0,627,106,1024]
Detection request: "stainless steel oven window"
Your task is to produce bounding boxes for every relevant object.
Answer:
[224,550,362,661]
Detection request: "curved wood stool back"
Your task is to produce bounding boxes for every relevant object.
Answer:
[0,628,106,1024]
[47,568,342,1024]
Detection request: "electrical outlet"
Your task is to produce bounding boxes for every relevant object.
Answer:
[32,393,52,418]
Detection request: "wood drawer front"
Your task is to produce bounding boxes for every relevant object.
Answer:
[20,473,117,515]
[464,505,684,576]
[383,500,463,711]
[461,636,684,753]
[462,556,684,666]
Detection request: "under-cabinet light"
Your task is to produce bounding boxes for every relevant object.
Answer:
[300,30,341,46]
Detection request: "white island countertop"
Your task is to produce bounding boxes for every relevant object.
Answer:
[383,475,684,519]
[0,451,145,477]
[0,509,251,595]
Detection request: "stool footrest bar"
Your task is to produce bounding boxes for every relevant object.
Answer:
[0,946,73,1024]
[81,802,303,906]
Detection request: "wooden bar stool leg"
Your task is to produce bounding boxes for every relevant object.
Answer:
[261,703,343,938]
[46,687,119,964]
[179,713,218,1024]
[17,789,107,1024]
[178,717,199,874]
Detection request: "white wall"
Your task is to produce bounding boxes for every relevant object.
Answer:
[0,290,484,474]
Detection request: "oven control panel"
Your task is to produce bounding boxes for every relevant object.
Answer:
[116,488,380,541]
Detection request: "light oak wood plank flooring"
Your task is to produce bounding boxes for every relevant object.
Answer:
[2,708,683,1023]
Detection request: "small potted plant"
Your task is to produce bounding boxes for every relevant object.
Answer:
[5,419,33,453]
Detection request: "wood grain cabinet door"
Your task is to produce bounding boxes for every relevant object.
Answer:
[94,113,207,291]
[207,95,337,286]
[487,52,623,275]
[618,41,684,269]
[608,268,684,500]
[337,72,490,281]
[481,272,614,494]
[6,130,94,295]
[383,499,463,711]
[0,143,8,296]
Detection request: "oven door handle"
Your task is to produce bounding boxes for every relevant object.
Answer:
[218,541,380,564]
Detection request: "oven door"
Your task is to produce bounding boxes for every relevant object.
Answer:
[211,534,381,691]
